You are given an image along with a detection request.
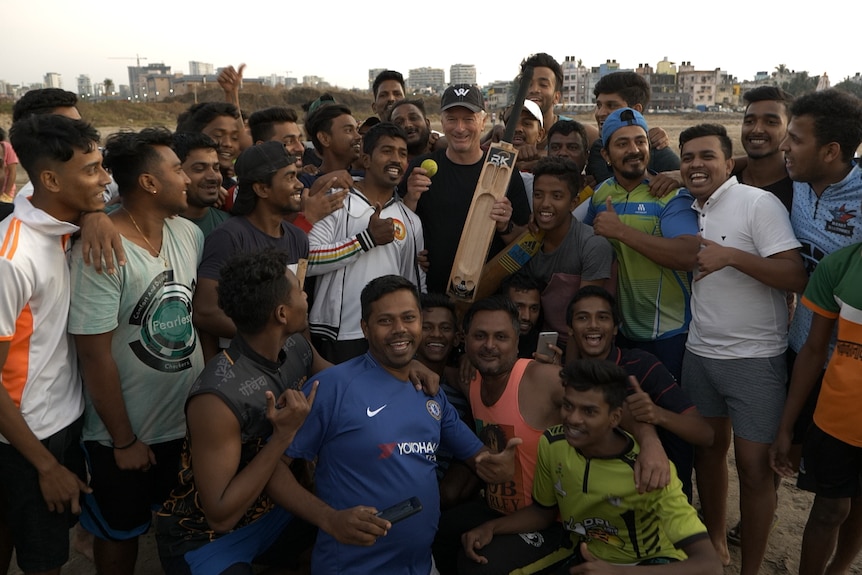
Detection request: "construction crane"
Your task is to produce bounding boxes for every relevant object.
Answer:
[109,54,148,68]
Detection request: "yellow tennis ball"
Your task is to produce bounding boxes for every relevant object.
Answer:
[420,159,438,177]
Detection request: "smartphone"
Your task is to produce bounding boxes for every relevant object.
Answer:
[376,497,422,524]
[536,331,559,357]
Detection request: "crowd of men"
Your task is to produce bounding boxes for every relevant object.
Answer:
[1,52,861,575]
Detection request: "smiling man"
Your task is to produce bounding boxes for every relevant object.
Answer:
[172,132,228,237]
[69,128,205,575]
[677,124,806,574]
[193,141,309,360]
[372,70,406,120]
[584,108,699,382]
[389,98,433,161]
[307,123,425,363]
[402,84,529,293]
[279,275,512,575]
[521,157,613,351]
[733,87,794,211]
[0,115,108,575]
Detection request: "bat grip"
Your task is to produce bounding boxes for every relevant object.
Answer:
[503,66,534,143]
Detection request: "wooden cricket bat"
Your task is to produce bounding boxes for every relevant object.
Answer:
[447,67,534,303]
[474,229,545,301]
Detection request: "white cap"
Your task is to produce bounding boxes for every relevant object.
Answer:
[522,99,544,127]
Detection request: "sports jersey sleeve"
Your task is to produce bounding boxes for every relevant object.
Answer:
[307,208,374,276]
[531,431,559,508]
[439,393,484,461]
[285,372,338,461]
[651,473,708,549]
[398,209,426,293]
[749,192,801,258]
[0,258,31,340]
[658,191,699,239]
[801,249,843,319]
[68,244,123,335]
[197,225,237,281]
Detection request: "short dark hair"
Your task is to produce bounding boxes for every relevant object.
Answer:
[372,70,405,98]
[561,359,628,410]
[12,88,78,122]
[462,295,519,336]
[743,86,792,118]
[532,156,583,198]
[361,275,419,322]
[566,285,621,327]
[218,249,295,334]
[305,103,353,153]
[248,107,299,143]
[593,72,651,109]
[547,119,588,151]
[419,292,457,322]
[678,123,733,159]
[387,98,428,122]
[790,89,862,163]
[519,53,563,91]
[362,122,408,155]
[10,115,100,178]
[103,127,174,196]
[176,102,239,134]
[499,272,541,296]
[171,131,218,163]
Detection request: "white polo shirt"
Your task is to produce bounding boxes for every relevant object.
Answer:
[0,194,84,442]
[686,177,801,359]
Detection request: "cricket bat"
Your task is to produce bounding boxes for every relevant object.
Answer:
[448,67,534,303]
[474,229,545,301]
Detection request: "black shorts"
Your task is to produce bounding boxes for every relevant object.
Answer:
[0,416,86,572]
[797,424,862,499]
[81,438,183,540]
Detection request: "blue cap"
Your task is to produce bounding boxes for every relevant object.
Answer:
[601,108,649,147]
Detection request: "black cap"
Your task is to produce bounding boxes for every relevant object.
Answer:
[440,84,484,113]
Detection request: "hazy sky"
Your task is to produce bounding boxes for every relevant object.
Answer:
[6,1,859,91]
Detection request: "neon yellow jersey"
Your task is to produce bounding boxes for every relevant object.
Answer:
[532,427,707,564]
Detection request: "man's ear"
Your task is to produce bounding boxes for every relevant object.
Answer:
[317,130,331,150]
[39,169,61,194]
[252,180,269,199]
[360,152,372,171]
[139,172,158,194]
[360,319,368,339]
[610,406,623,428]
[632,103,644,113]
[600,148,610,165]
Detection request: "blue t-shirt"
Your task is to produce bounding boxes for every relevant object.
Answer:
[287,353,483,575]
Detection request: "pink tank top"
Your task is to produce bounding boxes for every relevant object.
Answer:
[469,358,543,515]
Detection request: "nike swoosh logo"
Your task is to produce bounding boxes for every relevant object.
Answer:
[366,405,387,417]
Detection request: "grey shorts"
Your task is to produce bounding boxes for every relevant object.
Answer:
[682,350,786,443]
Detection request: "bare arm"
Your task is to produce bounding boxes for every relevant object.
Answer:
[265,455,390,546]
[75,332,155,470]
[593,198,698,271]
[570,538,721,575]
[626,376,713,447]
[192,277,236,341]
[696,242,807,293]
[188,384,316,532]
[0,341,91,513]
[770,313,833,476]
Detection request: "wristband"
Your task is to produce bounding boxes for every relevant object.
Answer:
[112,435,138,450]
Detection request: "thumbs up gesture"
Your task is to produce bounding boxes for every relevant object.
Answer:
[592,196,627,241]
[625,375,663,426]
[695,233,731,281]
[367,202,395,246]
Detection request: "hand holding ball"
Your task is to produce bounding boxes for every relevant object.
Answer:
[420,159,438,177]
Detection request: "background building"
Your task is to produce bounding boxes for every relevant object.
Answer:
[450,64,476,86]
[407,67,445,94]
[189,61,214,76]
